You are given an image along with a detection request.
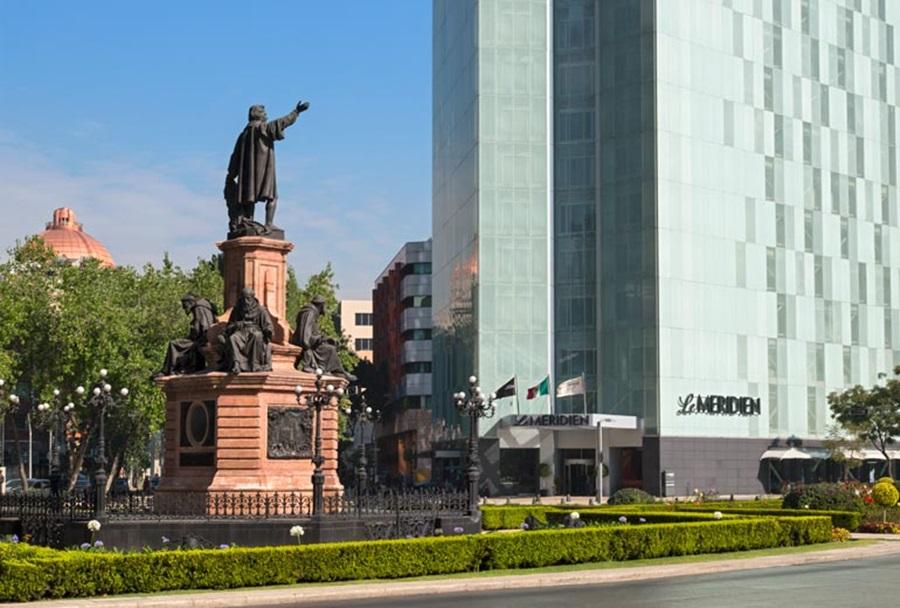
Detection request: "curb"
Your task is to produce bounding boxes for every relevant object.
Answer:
[7,541,900,607]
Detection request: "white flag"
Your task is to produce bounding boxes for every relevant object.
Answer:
[556,375,585,397]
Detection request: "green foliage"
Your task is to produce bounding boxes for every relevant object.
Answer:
[678,505,861,531]
[828,367,900,477]
[0,238,224,484]
[608,488,656,505]
[0,517,832,601]
[782,483,865,513]
[831,527,852,542]
[872,482,899,508]
[287,263,359,373]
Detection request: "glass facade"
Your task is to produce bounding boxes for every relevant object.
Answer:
[656,0,900,439]
[434,0,900,443]
[433,0,551,432]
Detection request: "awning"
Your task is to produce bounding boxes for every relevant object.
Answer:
[844,448,887,461]
[780,447,812,460]
[759,447,814,460]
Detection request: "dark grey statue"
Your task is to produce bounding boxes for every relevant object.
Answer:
[223,288,274,373]
[156,295,218,377]
[291,295,357,381]
[224,101,310,239]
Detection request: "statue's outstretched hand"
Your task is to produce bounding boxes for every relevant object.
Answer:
[297,100,310,113]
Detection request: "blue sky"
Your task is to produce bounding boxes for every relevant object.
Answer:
[0,1,432,297]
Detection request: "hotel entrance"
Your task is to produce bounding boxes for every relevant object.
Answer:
[561,456,595,496]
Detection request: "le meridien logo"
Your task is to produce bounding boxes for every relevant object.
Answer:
[677,394,761,416]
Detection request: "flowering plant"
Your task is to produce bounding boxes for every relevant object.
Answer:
[86,520,101,533]
[289,525,305,544]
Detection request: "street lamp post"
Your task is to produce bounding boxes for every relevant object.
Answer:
[84,369,129,520]
[0,380,20,494]
[296,369,342,517]
[34,391,76,494]
[453,375,495,516]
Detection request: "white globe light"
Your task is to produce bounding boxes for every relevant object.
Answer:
[315,368,324,377]
[119,388,129,397]
[365,406,372,414]
[66,402,75,411]
[9,395,19,405]
[0,379,5,387]
[99,369,108,378]
[294,385,304,396]
[468,375,477,385]
[38,403,48,412]
[75,386,85,396]
[53,389,60,397]
[336,387,344,396]
[102,384,112,393]
[92,387,101,396]
[326,384,335,393]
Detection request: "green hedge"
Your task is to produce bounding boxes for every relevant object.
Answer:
[675,506,860,531]
[544,511,734,526]
[0,517,832,602]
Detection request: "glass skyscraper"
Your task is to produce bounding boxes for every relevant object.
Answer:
[432,0,900,495]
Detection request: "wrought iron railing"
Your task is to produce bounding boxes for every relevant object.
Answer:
[0,487,469,521]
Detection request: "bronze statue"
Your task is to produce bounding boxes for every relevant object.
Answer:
[223,288,274,373]
[291,295,357,381]
[224,101,310,239]
[156,295,218,377]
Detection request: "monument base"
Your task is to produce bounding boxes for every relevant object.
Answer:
[155,367,345,497]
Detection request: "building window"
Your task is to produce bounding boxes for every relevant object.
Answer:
[402,295,432,309]
[354,312,373,326]
[402,361,432,374]
[402,262,431,276]
[354,338,373,352]
[402,329,432,341]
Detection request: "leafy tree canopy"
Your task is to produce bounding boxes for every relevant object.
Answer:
[828,366,900,477]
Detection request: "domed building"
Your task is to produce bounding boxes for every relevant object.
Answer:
[39,207,114,268]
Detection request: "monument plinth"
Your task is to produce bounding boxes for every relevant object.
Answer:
[156,235,346,498]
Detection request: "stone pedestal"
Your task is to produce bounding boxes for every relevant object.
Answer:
[155,234,346,499]
[156,370,343,495]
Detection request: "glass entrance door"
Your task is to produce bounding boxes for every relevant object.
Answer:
[563,458,595,496]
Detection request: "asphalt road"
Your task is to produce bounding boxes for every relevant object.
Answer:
[276,553,899,608]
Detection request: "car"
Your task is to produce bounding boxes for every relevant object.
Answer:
[5,478,51,494]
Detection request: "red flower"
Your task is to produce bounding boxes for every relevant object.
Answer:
[864,495,874,504]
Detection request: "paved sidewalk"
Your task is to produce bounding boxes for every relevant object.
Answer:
[7,541,900,608]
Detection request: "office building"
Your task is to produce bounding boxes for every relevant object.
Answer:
[372,240,434,484]
[432,0,900,495]
[339,299,374,362]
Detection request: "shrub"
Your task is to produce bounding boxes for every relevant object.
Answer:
[678,506,860,531]
[857,522,900,534]
[608,488,656,505]
[482,506,552,531]
[0,517,832,602]
[831,527,851,542]
[871,482,899,508]
[782,483,864,513]
[544,510,729,527]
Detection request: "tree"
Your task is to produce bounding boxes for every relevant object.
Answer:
[0,237,225,489]
[828,366,900,478]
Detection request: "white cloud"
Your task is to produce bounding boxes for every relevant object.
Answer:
[0,138,429,298]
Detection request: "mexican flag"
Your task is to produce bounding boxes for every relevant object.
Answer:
[526,376,550,400]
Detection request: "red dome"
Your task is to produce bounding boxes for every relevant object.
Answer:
[39,208,115,268]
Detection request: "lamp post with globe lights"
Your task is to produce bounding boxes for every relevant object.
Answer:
[342,389,381,497]
[0,380,21,493]
[453,375,495,516]
[85,369,129,519]
[295,368,343,516]
[34,391,76,494]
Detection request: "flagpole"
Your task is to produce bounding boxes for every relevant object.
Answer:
[515,376,520,415]
[582,372,587,415]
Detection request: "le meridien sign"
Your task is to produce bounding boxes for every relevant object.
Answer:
[677,394,761,416]
[503,414,640,430]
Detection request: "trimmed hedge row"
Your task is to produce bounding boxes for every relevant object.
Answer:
[0,517,832,602]
[482,506,732,530]
[674,506,860,531]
